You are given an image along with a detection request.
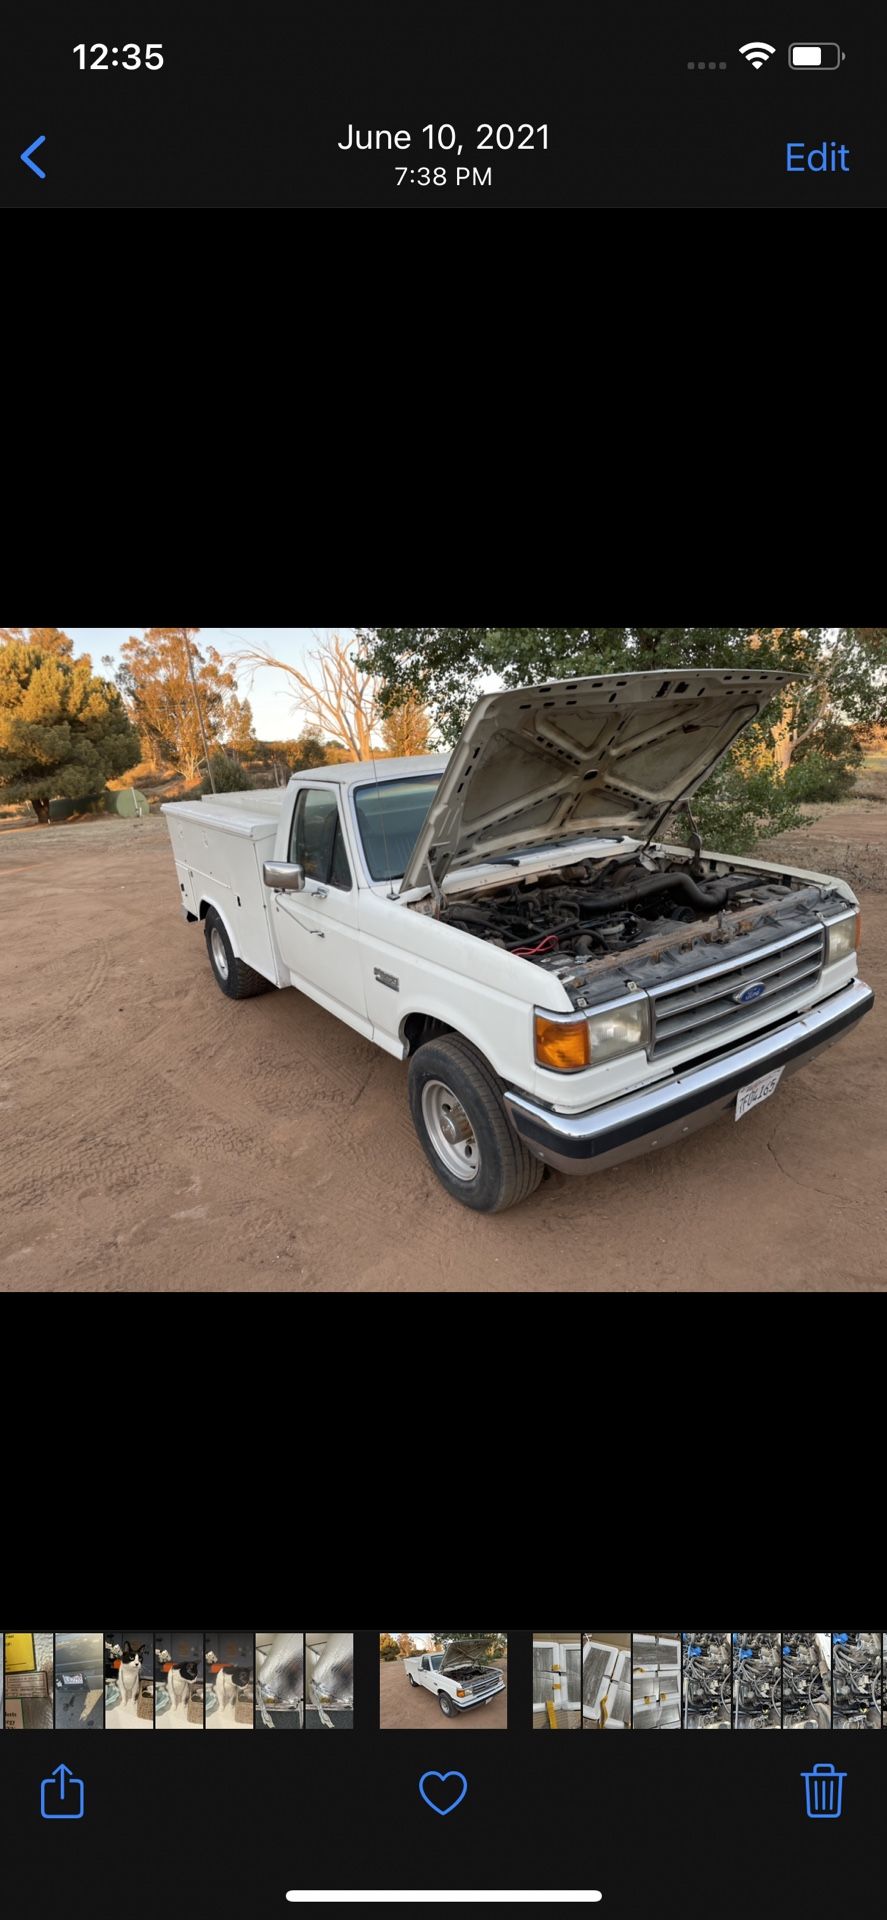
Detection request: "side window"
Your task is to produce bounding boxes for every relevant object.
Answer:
[289,789,352,891]
[329,819,352,891]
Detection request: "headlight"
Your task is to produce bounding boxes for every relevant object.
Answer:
[826,910,860,965]
[586,997,651,1064]
[534,995,650,1072]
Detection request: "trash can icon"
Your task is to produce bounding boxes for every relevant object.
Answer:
[801,1762,847,1819]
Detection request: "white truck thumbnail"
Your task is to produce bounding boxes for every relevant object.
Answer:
[162,669,874,1214]
[404,1646,506,1715]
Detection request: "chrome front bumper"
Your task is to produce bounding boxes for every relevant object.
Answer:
[504,978,874,1176]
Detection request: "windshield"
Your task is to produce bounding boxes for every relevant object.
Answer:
[354,776,441,882]
[429,1655,443,1669]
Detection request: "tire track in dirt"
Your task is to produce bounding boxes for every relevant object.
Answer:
[0,937,112,1068]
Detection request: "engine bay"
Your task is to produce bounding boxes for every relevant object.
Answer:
[423,851,848,1011]
[832,1631,882,1730]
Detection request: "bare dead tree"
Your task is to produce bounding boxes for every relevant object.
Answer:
[231,633,380,760]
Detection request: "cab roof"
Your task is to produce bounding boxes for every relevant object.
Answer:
[288,754,449,786]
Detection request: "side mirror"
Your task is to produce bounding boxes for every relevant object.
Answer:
[263,860,305,892]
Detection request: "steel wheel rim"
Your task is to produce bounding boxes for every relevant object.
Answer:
[211,927,229,979]
[421,1079,480,1181]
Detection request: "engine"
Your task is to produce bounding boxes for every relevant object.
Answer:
[832,1632,882,1730]
[682,1632,732,1729]
[782,1633,831,1730]
[431,853,845,1010]
[733,1632,781,1729]
[437,857,775,958]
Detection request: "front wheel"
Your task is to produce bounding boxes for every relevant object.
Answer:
[408,1035,545,1213]
[438,1693,456,1717]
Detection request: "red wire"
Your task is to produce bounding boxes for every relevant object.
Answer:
[512,934,559,957]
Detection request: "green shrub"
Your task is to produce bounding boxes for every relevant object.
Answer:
[672,760,807,855]
[201,752,253,794]
[784,750,858,804]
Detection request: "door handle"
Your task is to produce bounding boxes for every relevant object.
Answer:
[279,904,325,937]
[310,888,329,900]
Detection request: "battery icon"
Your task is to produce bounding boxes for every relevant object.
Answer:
[788,42,845,67]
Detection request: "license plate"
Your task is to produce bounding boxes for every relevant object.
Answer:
[735,1068,784,1120]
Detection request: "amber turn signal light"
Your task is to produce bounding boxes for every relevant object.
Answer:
[534,1013,590,1071]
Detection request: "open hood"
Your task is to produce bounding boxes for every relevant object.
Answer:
[440,1640,496,1672]
[400,668,798,895]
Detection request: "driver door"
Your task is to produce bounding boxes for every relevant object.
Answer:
[270,784,370,1036]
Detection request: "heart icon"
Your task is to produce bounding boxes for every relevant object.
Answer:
[419,1770,468,1816]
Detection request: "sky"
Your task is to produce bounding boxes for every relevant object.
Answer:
[67,628,352,742]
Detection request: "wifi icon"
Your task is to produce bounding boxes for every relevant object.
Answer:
[739,40,776,65]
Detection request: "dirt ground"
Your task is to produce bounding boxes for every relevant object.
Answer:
[380,1657,508,1729]
[1,808,886,1292]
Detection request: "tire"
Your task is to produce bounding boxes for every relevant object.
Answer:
[204,908,271,1000]
[439,1693,456,1716]
[408,1674,417,1687]
[408,1034,545,1214]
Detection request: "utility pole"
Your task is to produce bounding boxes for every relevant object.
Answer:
[181,628,215,792]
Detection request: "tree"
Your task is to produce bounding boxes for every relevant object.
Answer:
[116,628,234,777]
[291,731,329,770]
[397,1634,417,1659]
[431,1632,502,1653]
[0,627,73,658]
[379,1634,400,1662]
[744,627,887,772]
[0,632,140,823]
[254,733,329,783]
[201,751,253,794]
[232,633,379,760]
[381,694,432,757]
[224,694,258,759]
[356,627,887,755]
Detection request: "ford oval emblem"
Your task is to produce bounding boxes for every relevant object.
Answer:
[734,981,766,1005]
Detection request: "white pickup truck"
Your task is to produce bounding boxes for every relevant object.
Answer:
[162,670,873,1213]
[404,1646,506,1715]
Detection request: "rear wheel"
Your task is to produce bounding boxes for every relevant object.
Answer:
[204,908,271,1000]
[408,1035,545,1213]
[408,1674,417,1687]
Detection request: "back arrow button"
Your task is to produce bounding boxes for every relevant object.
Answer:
[21,135,46,177]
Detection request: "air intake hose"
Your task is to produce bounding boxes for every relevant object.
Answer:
[587,870,748,915]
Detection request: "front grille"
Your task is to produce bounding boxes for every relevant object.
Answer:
[648,924,825,1058]
[467,1672,500,1694]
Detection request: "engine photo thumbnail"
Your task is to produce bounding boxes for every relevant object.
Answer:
[732,1632,781,1729]
[683,1633,731,1729]
[782,1633,831,1730]
[832,1633,882,1730]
